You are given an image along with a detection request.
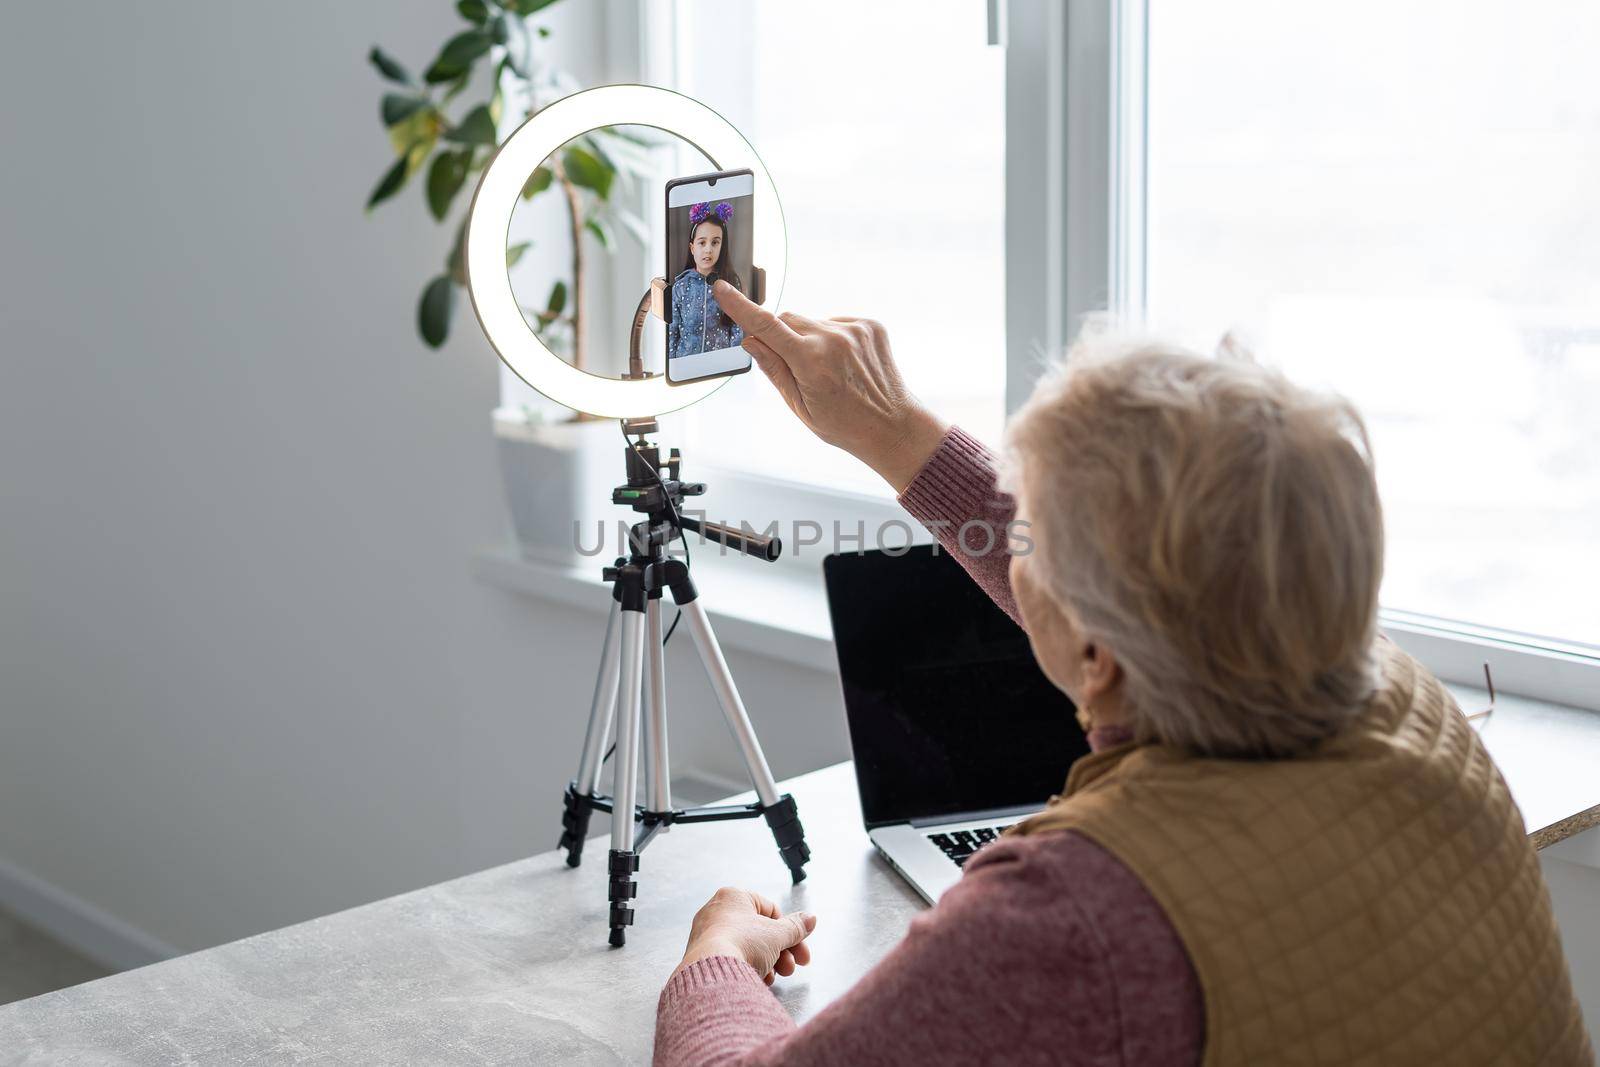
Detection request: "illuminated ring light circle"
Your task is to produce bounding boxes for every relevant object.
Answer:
[465,84,786,420]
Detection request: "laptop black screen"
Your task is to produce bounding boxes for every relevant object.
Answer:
[823,546,1089,830]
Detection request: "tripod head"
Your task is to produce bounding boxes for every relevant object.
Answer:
[611,423,781,563]
[610,274,781,563]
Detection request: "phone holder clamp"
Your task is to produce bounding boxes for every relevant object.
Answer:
[624,265,768,399]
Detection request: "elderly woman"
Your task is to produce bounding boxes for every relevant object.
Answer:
[652,282,1591,1066]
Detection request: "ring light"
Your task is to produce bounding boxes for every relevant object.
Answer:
[464,84,786,420]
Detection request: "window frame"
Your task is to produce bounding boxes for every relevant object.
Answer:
[604,0,1600,707]
[633,0,1001,558]
[1004,0,1600,710]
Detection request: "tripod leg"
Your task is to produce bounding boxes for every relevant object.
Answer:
[641,597,672,816]
[678,600,778,805]
[608,598,647,946]
[560,595,623,866]
[678,598,811,883]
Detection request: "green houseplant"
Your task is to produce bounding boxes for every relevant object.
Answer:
[365,0,649,375]
[366,1,662,560]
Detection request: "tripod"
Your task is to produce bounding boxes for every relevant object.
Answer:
[556,417,811,946]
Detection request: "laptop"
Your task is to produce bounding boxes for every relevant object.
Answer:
[823,545,1090,903]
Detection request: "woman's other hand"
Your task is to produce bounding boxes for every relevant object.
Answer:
[672,886,818,987]
[713,280,949,493]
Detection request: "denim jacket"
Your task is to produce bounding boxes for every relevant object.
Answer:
[668,269,745,360]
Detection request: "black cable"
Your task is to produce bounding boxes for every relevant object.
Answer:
[618,420,693,575]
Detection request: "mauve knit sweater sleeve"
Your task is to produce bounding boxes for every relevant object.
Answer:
[898,425,1024,626]
[655,834,1204,1066]
[652,426,1205,1066]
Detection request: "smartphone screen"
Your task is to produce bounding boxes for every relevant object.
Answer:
[665,169,755,385]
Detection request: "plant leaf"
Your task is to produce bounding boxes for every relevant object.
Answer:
[366,154,410,212]
[369,46,412,85]
[447,220,469,285]
[584,216,613,250]
[388,107,442,157]
[505,0,561,15]
[442,29,494,67]
[382,111,438,199]
[506,241,532,267]
[442,68,472,102]
[404,134,436,181]
[419,275,456,348]
[584,136,656,182]
[500,13,533,78]
[537,26,551,38]
[546,279,567,317]
[520,165,553,200]
[457,0,489,23]
[426,149,471,222]
[444,104,496,146]
[381,93,428,127]
[580,134,615,171]
[424,29,493,84]
[562,145,614,201]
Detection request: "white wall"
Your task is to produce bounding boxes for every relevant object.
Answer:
[0,1,847,964]
[1545,833,1600,1036]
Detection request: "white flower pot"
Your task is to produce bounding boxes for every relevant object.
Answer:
[494,410,621,567]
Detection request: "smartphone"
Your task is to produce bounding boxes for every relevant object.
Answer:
[664,168,756,385]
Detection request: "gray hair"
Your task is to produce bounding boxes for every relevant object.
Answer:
[1004,333,1384,757]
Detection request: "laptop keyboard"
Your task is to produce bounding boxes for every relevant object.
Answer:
[927,825,1013,867]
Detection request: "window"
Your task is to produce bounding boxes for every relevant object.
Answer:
[660,0,1007,496]
[1136,0,1600,652]
[498,1,1597,686]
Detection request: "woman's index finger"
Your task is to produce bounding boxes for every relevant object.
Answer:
[713,280,801,348]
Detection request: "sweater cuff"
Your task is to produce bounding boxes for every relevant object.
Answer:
[658,954,764,1011]
[897,425,1004,528]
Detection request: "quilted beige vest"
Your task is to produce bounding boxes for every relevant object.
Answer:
[1010,640,1592,1065]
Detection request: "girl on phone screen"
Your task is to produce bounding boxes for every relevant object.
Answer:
[668,201,745,360]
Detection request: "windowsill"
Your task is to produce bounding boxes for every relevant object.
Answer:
[1440,681,1600,852]
[472,545,836,674]
[474,546,1600,852]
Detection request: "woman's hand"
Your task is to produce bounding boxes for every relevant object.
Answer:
[714,281,949,493]
[671,886,818,987]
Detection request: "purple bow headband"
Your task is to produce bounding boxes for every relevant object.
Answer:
[689,201,734,225]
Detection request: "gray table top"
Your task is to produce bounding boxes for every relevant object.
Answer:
[4,687,1596,1065]
[0,762,922,1065]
